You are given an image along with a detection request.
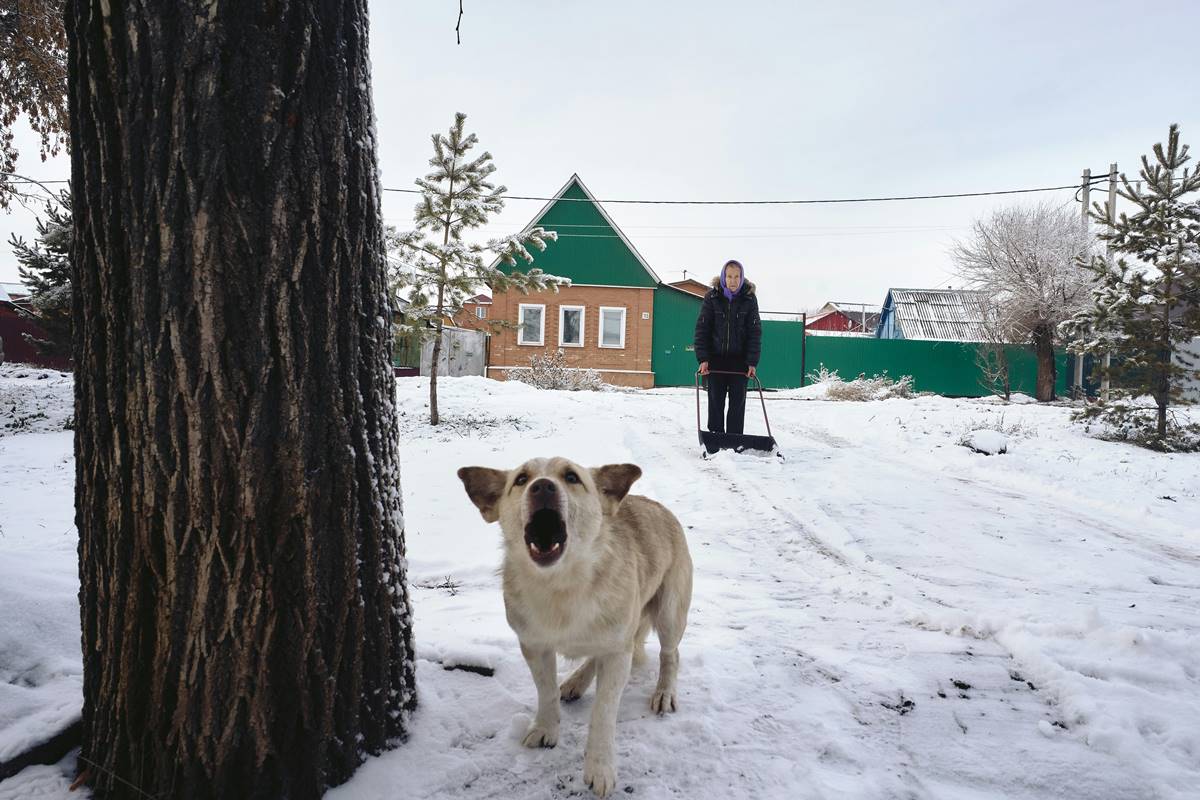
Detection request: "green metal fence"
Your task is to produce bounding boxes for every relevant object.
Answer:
[651,287,810,388]
[649,285,1065,395]
[756,320,808,388]
[393,330,422,369]
[803,336,1068,397]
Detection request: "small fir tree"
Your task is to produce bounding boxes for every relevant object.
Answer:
[1063,124,1200,449]
[8,190,72,360]
[389,112,568,424]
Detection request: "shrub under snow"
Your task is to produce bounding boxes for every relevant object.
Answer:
[806,365,914,401]
[508,349,606,391]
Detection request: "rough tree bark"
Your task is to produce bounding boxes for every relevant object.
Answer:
[1032,322,1057,402]
[67,2,416,798]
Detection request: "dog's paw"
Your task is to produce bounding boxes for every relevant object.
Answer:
[584,757,617,797]
[650,688,677,714]
[521,724,558,748]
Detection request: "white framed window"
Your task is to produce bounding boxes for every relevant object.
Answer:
[558,305,585,347]
[475,306,487,319]
[598,306,626,349]
[518,304,545,346]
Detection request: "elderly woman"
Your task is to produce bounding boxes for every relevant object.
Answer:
[694,259,762,435]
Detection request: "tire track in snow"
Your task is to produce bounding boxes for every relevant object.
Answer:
[614,401,933,795]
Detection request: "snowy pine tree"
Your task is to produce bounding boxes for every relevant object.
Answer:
[8,190,72,360]
[389,112,568,424]
[1063,124,1200,449]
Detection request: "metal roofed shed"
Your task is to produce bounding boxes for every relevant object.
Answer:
[876,288,990,342]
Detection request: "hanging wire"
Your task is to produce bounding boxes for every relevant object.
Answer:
[383,182,1088,205]
[6,174,1133,206]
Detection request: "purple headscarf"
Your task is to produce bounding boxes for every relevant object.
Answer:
[720,260,744,301]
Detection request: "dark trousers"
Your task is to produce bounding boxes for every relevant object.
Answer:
[706,373,748,434]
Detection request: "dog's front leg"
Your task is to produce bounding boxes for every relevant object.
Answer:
[519,644,560,747]
[583,650,632,797]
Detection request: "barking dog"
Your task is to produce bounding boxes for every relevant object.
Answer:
[457,458,693,797]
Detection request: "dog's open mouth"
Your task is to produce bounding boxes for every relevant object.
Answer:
[524,508,567,567]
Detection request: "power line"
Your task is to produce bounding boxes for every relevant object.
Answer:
[382,182,1095,205]
[3,176,1131,203]
[1,177,68,185]
[3,175,1137,212]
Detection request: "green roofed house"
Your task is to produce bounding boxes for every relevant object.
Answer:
[480,175,690,387]
[486,174,805,388]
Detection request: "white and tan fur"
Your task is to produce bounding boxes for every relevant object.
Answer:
[457,457,693,797]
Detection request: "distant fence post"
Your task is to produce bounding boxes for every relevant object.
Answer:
[799,312,807,387]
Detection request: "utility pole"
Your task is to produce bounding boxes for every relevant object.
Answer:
[1101,163,1117,401]
[1074,168,1090,399]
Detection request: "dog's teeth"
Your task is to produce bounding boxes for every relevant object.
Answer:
[528,542,541,554]
[549,543,561,553]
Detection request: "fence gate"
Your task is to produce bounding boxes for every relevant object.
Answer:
[421,326,487,378]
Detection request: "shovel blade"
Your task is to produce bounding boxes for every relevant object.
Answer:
[699,431,778,455]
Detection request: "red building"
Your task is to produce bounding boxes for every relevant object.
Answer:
[0,283,70,369]
[806,301,880,335]
[446,293,493,329]
[666,278,709,298]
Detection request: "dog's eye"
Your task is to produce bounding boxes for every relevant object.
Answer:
[514,474,529,486]
[565,471,581,485]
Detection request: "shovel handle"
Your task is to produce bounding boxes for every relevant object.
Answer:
[695,369,773,442]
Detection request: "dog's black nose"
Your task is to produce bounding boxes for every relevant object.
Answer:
[528,478,557,496]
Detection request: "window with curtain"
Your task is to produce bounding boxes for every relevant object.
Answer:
[559,305,584,347]
[518,304,544,345]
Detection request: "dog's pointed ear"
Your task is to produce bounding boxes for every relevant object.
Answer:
[591,463,642,515]
[457,467,507,523]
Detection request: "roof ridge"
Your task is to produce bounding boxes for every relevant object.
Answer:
[490,174,661,286]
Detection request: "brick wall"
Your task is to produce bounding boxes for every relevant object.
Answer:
[448,300,492,331]
[487,285,655,388]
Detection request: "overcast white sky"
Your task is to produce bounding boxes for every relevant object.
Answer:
[3,1,1198,311]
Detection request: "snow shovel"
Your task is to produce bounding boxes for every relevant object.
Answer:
[695,369,783,459]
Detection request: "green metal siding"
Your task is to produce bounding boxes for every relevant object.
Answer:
[651,286,703,386]
[804,336,1069,397]
[757,321,808,388]
[500,179,658,288]
[650,286,808,389]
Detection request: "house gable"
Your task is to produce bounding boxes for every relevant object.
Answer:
[496,174,660,288]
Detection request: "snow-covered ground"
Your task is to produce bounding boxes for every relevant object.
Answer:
[2,367,1199,799]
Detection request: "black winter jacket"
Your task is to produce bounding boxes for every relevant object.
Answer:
[694,278,762,370]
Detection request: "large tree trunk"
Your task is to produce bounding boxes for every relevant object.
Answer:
[1032,322,1057,402]
[67,3,416,798]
